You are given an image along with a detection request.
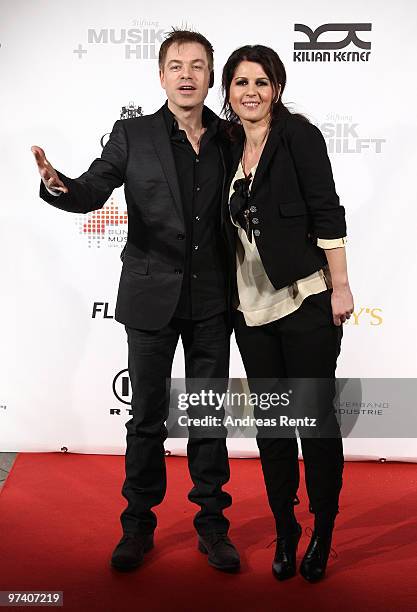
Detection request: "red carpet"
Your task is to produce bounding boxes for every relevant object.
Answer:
[0,453,416,612]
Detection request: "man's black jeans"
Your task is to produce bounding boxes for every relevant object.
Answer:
[120,313,231,536]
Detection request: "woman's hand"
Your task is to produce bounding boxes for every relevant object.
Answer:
[331,284,354,326]
[322,245,353,326]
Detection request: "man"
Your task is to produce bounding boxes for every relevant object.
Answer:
[32,29,239,573]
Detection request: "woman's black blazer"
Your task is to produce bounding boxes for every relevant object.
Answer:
[225,108,346,290]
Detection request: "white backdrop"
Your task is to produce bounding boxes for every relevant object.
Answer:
[1,0,416,460]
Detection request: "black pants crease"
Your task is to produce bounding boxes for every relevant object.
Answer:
[234,289,344,536]
[120,313,231,536]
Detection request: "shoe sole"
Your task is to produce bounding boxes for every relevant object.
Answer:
[198,541,240,572]
[110,540,154,572]
[299,567,326,583]
[272,567,297,581]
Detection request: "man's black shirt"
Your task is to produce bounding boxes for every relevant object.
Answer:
[162,102,227,320]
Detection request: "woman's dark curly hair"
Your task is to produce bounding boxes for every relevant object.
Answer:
[221,44,307,126]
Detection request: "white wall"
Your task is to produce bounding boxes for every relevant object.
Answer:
[1,0,416,459]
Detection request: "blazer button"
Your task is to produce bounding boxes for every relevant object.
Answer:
[174,268,183,274]
[252,218,259,224]
[250,206,257,213]
[254,229,261,237]
[177,233,185,240]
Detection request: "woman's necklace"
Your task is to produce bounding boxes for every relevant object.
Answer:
[241,126,270,176]
[238,126,270,242]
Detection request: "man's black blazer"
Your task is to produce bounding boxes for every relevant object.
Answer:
[226,107,346,290]
[40,105,233,330]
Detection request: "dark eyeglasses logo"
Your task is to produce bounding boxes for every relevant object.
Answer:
[294,23,372,51]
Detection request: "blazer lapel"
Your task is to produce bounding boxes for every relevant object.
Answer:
[150,107,184,225]
[227,134,244,194]
[250,111,289,194]
[251,127,281,193]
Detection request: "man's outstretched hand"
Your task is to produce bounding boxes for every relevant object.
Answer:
[31,146,68,194]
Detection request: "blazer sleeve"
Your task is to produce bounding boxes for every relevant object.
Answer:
[287,119,346,240]
[39,120,128,214]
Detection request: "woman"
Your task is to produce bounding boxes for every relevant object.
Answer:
[221,45,354,582]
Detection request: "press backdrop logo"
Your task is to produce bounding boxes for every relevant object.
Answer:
[92,302,115,319]
[75,198,128,248]
[346,307,383,326]
[100,102,144,148]
[75,103,143,248]
[92,301,383,327]
[294,23,372,62]
[112,369,132,409]
[319,113,386,154]
[120,101,143,120]
[73,19,165,60]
